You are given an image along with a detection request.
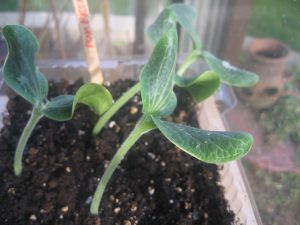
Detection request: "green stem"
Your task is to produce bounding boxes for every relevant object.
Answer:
[177,49,202,76]
[93,50,201,136]
[90,116,155,215]
[14,107,43,176]
[93,82,141,135]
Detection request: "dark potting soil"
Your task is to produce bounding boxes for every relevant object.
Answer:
[0,79,237,225]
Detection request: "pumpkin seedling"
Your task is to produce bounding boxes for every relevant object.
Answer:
[2,25,113,176]
[92,3,259,134]
[90,22,253,215]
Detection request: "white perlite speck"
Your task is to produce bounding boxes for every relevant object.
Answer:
[30,214,37,221]
[61,206,69,213]
[114,207,121,214]
[148,187,155,195]
[109,121,116,128]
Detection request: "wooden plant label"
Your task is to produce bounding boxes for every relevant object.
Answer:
[72,0,103,84]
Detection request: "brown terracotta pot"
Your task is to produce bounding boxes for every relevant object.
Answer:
[238,38,291,109]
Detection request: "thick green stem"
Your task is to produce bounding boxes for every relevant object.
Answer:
[93,50,201,136]
[14,107,43,176]
[177,49,202,76]
[93,82,141,135]
[90,116,155,215]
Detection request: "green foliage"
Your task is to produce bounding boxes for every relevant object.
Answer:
[3,25,48,106]
[142,24,252,164]
[145,8,177,44]
[2,3,260,216]
[139,27,252,162]
[152,118,252,163]
[72,83,113,116]
[202,52,259,87]
[0,0,17,11]
[3,25,113,121]
[175,71,221,102]
[8,0,134,14]
[292,67,300,83]
[245,163,300,225]
[248,0,300,52]
[2,25,113,175]
[140,23,178,117]
[168,3,201,49]
[260,96,300,142]
[284,66,300,91]
[145,3,201,49]
[90,5,257,213]
[108,0,134,15]
[42,95,74,121]
[94,3,260,134]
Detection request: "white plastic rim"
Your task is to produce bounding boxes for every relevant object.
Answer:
[198,96,262,225]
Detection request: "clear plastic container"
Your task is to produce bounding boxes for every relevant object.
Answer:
[0,59,261,224]
[2,1,299,224]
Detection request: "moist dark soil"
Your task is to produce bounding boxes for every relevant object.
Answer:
[0,79,237,225]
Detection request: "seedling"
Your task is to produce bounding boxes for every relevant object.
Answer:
[92,3,258,134]
[90,20,254,214]
[2,25,113,176]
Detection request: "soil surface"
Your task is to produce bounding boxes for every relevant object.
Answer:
[0,79,236,225]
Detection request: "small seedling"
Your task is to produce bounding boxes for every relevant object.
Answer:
[92,3,258,134]
[2,25,113,176]
[90,20,254,215]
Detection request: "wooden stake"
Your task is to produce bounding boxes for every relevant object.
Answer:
[72,0,104,84]
[101,0,113,57]
[18,0,27,25]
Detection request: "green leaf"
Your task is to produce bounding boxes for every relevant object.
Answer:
[2,25,48,105]
[152,118,253,163]
[140,24,178,117]
[175,71,221,102]
[36,70,49,101]
[42,83,113,121]
[168,4,201,49]
[145,4,201,50]
[145,8,177,44]
[158,91,177,117]
[202,51,259,87]
[72,83,113,115]
[42,95,74,121]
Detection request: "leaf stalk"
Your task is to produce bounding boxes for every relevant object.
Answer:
[93,82,141,135]
[14,107,43,176]
[90,115,155,215]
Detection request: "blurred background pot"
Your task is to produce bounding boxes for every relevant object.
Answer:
[237,38,291,109]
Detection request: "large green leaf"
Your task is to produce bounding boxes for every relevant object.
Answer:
[202,51,259,87]
[152,118,253,163]
[175,71,221,102]
[140,24,178,117]
[72,83,113,115]
[2,25,48,105]
[145,8,177,44]
[42,95,74,121]
[168,3,201,49]
[158,91,177,117]
[145,4,201,49]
